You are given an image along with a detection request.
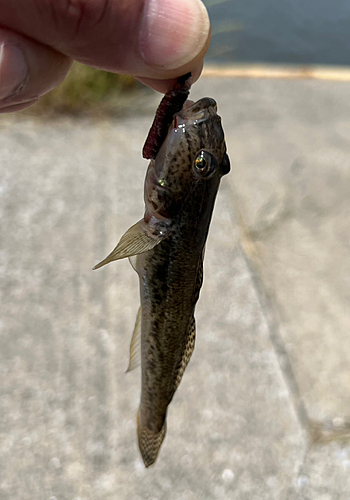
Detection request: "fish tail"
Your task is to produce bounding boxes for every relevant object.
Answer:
[137,408,167,468]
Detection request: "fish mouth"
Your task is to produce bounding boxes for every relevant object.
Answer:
[174,97,218,127]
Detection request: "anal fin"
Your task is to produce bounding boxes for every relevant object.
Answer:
[126,306,141,372]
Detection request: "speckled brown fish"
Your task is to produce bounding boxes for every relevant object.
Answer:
[94,89,230,467]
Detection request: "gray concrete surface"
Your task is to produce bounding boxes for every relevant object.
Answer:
[0,75,350,499]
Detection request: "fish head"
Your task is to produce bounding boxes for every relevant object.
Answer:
[144,97,230,219]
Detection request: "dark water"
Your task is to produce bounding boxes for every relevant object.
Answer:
[204,0,350,65]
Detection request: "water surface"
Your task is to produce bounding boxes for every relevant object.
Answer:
[204,0,350,65]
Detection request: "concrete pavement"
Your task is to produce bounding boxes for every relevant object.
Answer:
[0,72,350,499]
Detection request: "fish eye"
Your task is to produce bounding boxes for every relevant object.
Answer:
[193,150,217,177]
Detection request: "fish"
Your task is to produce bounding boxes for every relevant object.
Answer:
[94,85,230,467]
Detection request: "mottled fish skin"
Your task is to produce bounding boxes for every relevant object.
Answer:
[94,97,230,467]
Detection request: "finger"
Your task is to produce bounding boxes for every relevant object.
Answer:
[136,60,204,94]
[0,29,72,112]
[0,0,210,82]
[0,99,39,114]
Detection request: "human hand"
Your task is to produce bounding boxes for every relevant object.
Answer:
[0,0,210,113]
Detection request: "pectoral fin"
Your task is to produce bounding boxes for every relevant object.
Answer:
[126,306,141,373]
[93,218,169,270]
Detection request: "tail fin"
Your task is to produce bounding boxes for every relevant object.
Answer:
[137,409,167,468]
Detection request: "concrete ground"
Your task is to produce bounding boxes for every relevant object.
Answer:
[1,72,350,499]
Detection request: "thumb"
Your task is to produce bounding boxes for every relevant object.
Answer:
[0,0,210,112]
[136,0,210,76]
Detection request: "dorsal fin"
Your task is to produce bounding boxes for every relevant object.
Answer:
[174,316,196,391]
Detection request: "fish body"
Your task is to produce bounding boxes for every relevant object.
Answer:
[94,97,230,467]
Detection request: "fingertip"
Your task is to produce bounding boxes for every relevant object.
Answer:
[140,0,210,71]
[136,60,204,94]
[0,29,72,113]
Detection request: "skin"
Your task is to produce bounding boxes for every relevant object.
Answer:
[0,0,211,113]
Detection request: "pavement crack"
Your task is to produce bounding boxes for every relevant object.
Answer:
[226,181,309,432]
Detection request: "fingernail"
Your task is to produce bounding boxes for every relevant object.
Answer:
[140,0,210,70]
[0,43,28,101]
